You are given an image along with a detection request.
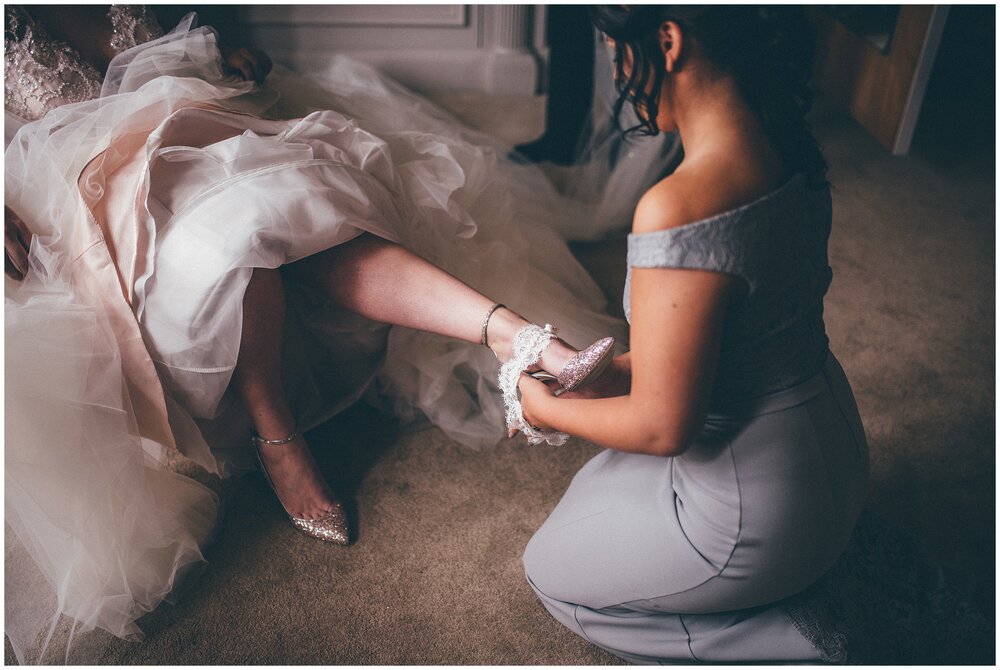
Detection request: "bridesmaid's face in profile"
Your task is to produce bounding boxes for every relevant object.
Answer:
[602,34,677,134]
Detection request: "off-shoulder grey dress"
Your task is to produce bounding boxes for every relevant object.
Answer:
[523,174,870,663]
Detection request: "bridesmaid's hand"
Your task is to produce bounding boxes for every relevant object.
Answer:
[223,46,272,85]
[557,355,631,400]
[5,206,32,280]
[515,374,557,437]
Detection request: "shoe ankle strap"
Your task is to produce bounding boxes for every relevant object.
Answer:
[480,302,506,347]
[251,426,300,446]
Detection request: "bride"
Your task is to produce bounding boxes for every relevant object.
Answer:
[5,6,629,662]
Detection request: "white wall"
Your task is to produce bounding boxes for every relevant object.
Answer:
[238,5,549,95]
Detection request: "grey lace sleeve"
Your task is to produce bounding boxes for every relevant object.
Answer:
[626,213,756,289]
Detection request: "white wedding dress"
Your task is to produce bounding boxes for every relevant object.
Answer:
[5,10,637,663]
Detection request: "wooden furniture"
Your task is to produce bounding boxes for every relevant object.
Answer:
[810,6,949,155]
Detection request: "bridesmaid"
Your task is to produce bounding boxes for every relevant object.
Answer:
[516,6,869,663]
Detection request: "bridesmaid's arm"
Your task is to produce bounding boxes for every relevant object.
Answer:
[519,266,732,456]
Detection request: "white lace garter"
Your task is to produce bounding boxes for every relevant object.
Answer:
[498,324,570,446]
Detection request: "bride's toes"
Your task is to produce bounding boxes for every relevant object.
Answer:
[295,492,342,521]
[261,444,336,516]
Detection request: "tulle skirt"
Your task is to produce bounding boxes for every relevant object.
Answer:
[4,19,648,663]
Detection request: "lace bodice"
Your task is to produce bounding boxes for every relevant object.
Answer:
[625,174,834,404]
[5,5,163,121]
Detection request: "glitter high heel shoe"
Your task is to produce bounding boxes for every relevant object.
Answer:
[529,335,616,397]
[251,428,350,545]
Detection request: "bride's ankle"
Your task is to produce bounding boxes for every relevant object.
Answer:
[484,307,526,362]
[486,311,576,373]
[253,424,298,445]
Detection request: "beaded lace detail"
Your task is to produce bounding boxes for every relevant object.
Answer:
[4,5,162,121]
[108,5,162,54]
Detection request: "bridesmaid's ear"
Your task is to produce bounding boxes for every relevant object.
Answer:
[658,20,683,72]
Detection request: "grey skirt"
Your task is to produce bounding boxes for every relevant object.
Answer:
[524,352,869,663]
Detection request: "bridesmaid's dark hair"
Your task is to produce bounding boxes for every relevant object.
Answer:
[590,5,827,180]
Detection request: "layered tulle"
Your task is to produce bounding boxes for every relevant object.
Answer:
[4,20,238,663]
[5,251,218,663]
[5,17,634,663]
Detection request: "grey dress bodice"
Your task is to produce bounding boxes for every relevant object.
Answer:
[625,173,833,404]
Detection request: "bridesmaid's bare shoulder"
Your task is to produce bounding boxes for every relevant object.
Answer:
[632,152,787,235]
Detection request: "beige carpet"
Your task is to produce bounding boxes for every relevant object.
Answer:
[6,90,993,664]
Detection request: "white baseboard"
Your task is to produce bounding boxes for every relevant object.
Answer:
[240,5,548,95]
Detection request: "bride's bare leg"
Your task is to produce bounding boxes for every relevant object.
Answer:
[288,233,578,371]
[233,267,342,521]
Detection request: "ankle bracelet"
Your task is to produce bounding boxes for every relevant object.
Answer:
[251,426,300,446]
[480,302,506,347]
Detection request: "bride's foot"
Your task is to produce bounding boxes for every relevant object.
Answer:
[484,306,614,393]
[485,306,570,369]
[483,305,615,445]
[252,428,350,544]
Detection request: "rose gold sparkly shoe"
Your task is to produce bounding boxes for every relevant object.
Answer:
[530,335,616,396]
[251,428,350,545]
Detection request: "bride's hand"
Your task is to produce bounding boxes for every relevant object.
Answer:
[223,46,272,85]
[5,206,32,280]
